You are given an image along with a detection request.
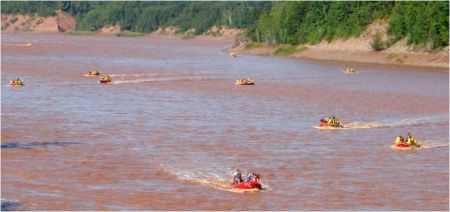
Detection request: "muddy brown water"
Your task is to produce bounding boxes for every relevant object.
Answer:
[1,34,449,210]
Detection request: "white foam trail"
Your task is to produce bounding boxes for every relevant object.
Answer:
[346,114,448,129]
[159,164,270,193]
[4,43,32,47]
[5,82,90,87]
[343,123,383,129]
[314,123,382,130]
[111,76,226,85]
[378,115,448,127]
[109,73,161,77]
[419,139,449,149]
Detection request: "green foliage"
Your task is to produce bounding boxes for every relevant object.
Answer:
[252,1,394,45]
[1,1,57,16]
[250,1,448,50]
[77,8,114,31]
[387,53,399,60]
[115,31,146,37]
[1,1,268,33]
[182,33,195,40]
[371,33,386,51]
[388,1,449,50]
[244,42,266,49]
[1,1,448,50]
[273,45,307,56]
[68,30,96,36]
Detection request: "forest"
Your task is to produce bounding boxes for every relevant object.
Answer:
[1,1,448,50]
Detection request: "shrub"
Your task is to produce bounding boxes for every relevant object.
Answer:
[273,45,307,56]
[244,42,266,49]
[371,33,386,51]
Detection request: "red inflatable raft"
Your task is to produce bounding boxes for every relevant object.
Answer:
[231,181,262,190]
[9,80,24,86]
[395,143,410,148]
[391,143,420,150]
[319,119,343,127]
[319,119,328,127]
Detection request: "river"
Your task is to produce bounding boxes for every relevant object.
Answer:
[1,33,448,210]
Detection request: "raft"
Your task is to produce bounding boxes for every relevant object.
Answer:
[9,80,24,86]
[99,79,111,83]
[344,68,356,74]
[318,119,343,128]
[235,79,255,85]
[85,71,101,77]
[391,143,420,150]
[99,75,112,83]
[231,181,262,190]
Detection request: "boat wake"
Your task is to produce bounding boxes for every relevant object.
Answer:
[160,164,270,193]
[419,139,449,149]
[343,122,384,129]
[112,76,226,85]
[368,115,448,128]
[5,82,91,87]
[4,42,32,47]
[109,73,161,77]
[340,115,448,129]
[313,123,382,130]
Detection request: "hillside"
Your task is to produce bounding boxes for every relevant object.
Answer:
[1,10,74,33]
[232,20,448,69]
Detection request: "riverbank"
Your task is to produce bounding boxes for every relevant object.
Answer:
[230,21,448,70]
[231,44,448,71]
[1,13,240,39]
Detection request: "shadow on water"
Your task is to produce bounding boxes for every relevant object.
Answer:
[1,201,21,211]
[1,141,80,150]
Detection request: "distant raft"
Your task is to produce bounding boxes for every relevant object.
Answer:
[229,52,237,58]
[344,67,356,74]
[99,75,112,83]
[317,116,343,128]
[85,70,101,77]
[235,79,255,85]
[9,79,24,86]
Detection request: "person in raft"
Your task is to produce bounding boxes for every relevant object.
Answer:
[232,169,243,184]
[245,172,262,183]
[246,172,260,182]
[406,133,420,147]
[395,135,405,144]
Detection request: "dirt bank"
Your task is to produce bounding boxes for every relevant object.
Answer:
[1,11,75,33]
[231,21,449,70]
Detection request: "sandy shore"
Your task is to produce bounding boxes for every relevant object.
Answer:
[231,45,448,71]
[230,21,448,71]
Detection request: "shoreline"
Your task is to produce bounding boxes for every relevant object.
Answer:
[1,30,236,42]
[230,45,449,71]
